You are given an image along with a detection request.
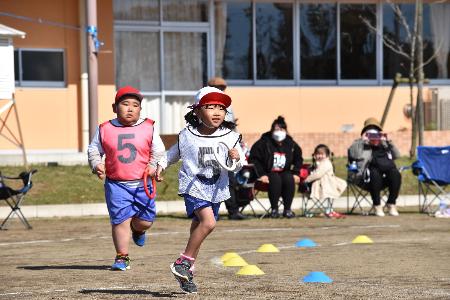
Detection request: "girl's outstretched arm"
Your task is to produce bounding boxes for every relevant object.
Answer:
[305,160,333,183]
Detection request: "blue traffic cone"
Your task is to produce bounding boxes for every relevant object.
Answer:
[295,238,317,248]
[302,271,333,283]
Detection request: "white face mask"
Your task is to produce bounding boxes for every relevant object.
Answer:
[272,130,286,142]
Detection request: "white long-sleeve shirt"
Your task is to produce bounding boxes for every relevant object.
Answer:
[159,126,243,203]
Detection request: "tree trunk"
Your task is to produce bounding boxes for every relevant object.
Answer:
[416,0,425,146]
[409,1,419,158]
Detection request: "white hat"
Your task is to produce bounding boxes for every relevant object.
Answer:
[189,86,231,109]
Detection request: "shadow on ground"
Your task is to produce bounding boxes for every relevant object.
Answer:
[79,289,183,297]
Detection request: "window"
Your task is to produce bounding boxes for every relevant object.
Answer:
[163,0,209,22]
[113,0,159,21]
[163,32,208,90]
[382,3,415,80]
[256,3,293,80]
[215,1,252,80]
[14,49,65,87]
[300,3,337,80]
[340,4,376,80]
[115,31,160,91]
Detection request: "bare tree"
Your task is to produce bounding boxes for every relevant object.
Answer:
[361,0,441,157]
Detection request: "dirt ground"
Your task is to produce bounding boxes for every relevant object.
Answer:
[0,213,449,300]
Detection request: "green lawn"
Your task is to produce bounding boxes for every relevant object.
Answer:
[0,157,418,205]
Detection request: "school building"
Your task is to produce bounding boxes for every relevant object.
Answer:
[0,0,449,164]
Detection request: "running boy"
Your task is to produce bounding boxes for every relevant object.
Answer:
[156,86,244,293]
[87,86,165,271]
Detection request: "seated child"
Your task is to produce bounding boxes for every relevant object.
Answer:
[304,144,347,218]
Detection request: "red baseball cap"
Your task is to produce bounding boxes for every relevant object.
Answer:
[189,86,231,109]
[115,86,143,104]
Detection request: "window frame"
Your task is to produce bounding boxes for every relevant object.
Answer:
[14,48,66,88]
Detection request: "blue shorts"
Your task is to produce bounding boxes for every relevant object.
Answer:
[105,179,156,225]
[183,194,221,221]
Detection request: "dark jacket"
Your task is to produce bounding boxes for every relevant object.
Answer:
[249,132,303,177]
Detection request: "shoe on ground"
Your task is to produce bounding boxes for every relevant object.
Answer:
[270,209,280,218]
[228,212,248,220]
[111,254,130,271]
[170,257,193,282]
[173,274,198,294]
[282,210,296,218]
[374,205,385,217]
[131,226,146,247]
[170,258,197,294]
[326,211,345,219]
[387,204,399,216]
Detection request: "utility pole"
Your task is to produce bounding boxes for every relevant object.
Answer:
[86,0,98,140]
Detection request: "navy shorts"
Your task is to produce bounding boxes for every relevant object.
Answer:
[183,194,221,221]
[105,179,156,225]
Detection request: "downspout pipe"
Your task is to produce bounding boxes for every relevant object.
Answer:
[86,0,98,140]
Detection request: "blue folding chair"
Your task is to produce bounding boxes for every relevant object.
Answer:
[414,146,450,213]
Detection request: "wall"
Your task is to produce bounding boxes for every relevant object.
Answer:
[0,0,115,152]
[228,86,417,135]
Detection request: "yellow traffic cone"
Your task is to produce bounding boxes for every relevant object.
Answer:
[223,256,248,267]
[221,252,240,263]
[352,235,373,244]
[236,265,265,276]
[256,244,280,253]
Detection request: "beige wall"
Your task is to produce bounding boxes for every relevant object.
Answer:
[228,86,418,135]
[0,0,115,152]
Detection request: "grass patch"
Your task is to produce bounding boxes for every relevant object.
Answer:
[0,157,418,205]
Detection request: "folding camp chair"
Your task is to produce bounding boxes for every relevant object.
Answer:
[346,181,388,215]
[413,146,450,214]
[0,169,37,229]
[299,164,345,217]
[236,164,271,219]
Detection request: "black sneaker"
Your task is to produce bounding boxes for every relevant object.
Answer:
[170,258,197,293]
[270,209,280,218]
[283,210,296,218]
[174,274,198,294]
[170,257,193,282]
[228,212,248,220]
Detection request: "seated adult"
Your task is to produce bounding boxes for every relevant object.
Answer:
[248,116,303,218]
[348,117,401,217]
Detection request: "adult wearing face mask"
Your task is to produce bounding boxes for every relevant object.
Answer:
[249,116,303,218]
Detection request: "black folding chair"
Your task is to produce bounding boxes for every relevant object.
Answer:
[346,181,388,215]
[236,164,271,219]
[0,169,37,230]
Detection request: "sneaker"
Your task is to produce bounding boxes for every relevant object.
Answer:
[228,212,248,220]
[170,258,197,294]
[111,254,130,271]
[374,205,385,217]
[170,257,193,282]
[270,209,280,218]
[131,224,146,247]
[387,204,399,216]
[282,210,296,218]
[173,273,198,294]
[326,211,346,219]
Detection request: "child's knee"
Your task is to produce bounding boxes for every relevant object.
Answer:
[201,219,216,233]
[132,219,153,231]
